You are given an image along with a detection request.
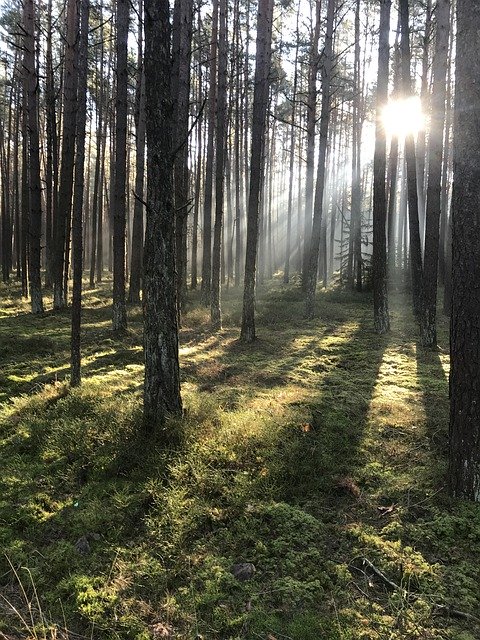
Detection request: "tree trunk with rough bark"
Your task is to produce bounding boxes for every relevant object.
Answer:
[200,0,218,306]
[372,0,391,333]
[449,0,480,501]
[23,0,44,314]
[400,0,423,318]
[211,0,228,329]
[112,0,129,331]
[240,0,274,342]
[71,0,89,386]
[143,0,183,430]
[54,0,79,310]
[128,0,146,304]
[302,0,321,288]
[304,0,335,319]
[420,0,450,347]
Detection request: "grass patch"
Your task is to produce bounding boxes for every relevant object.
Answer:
[0,277,478,639]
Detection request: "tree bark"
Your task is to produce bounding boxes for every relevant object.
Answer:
[112,0,129,331]
[211,0,227,329]
[240,0,274,342]
[400,0,423,318]
[449,0,480,501]
[372,0,391,333]
[200,0,218,306]
[54,0,79,309]
[71,0,90,386]
[420,0,450,347]
[302,0,322,288]
[23,0,44,314]
[172,0,193,314]
[304,0,335,319]
[143,0,183,429]
[128,0,146,304]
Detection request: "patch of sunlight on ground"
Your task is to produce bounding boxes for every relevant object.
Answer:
[369,341,426,430]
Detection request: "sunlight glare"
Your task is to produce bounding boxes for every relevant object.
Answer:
[382,96,425,138]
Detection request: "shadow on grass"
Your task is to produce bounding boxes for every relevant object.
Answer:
[264,319,388,504]
[415,343,449,472]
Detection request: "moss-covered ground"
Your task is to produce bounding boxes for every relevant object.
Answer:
[0,278,479,639]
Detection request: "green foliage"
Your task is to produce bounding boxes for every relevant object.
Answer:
[0,280,478,639]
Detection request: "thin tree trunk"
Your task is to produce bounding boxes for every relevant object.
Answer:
[128,0,146,304]
[303,0,322,288]
[400,0,423,317]
[23,0,44,314]
[112,0,129,331]
[54,0,79,309]
[71,0,89,386]
[372,0,391,333]
[304,0,335,319]
[420,0,450,347]
[240,0,274,342]
[211,0,227,328]
[200,0,218,306]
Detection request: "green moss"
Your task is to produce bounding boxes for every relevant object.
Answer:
[0,279,478,639]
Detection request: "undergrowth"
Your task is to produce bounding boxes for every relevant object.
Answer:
[0,278,479,639]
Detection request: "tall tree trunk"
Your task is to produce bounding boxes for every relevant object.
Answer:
[240,0,274,342]
[449,0,480,501]
[351,0,362,292]
[172,0,193,314]
[372,0,391,333]
[400,0,423,317]
[420,0,450,347]
[416,0,432,246]
[71,0,90,386]
[112,0,129,331]
[304,0,335,319]
[303,0,321,288]
[128,0,146,304]
[143,0,182,429]
[284,4,300,285]
[200,0,218,306]
[23,0,44,314]
[89,25,104,287]
[211,0,227,328]
[54,0,79,309]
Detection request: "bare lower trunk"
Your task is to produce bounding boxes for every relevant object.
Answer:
[143,0,182,429]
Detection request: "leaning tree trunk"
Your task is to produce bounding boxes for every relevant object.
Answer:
[304,0,335,319]
[449,0,480,501]
[112,0,129,331]
[420,0,450,347]
[240,0,274,342]
[372,0,391,333]
[23,0,44,314]
[143,0,182,430]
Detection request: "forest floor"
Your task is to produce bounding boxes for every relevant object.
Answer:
[0,278,479,640]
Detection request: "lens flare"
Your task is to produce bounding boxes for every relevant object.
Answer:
[382,96,425,137]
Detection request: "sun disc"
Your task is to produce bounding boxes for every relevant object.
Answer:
[382,96,425,137]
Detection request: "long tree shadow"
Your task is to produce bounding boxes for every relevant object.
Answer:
[415,343,449,471]
[263,318,388,505]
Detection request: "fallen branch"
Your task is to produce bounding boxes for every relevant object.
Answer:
[349,556,405,595]
[349,557,480,626]
[433,603,480,625]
